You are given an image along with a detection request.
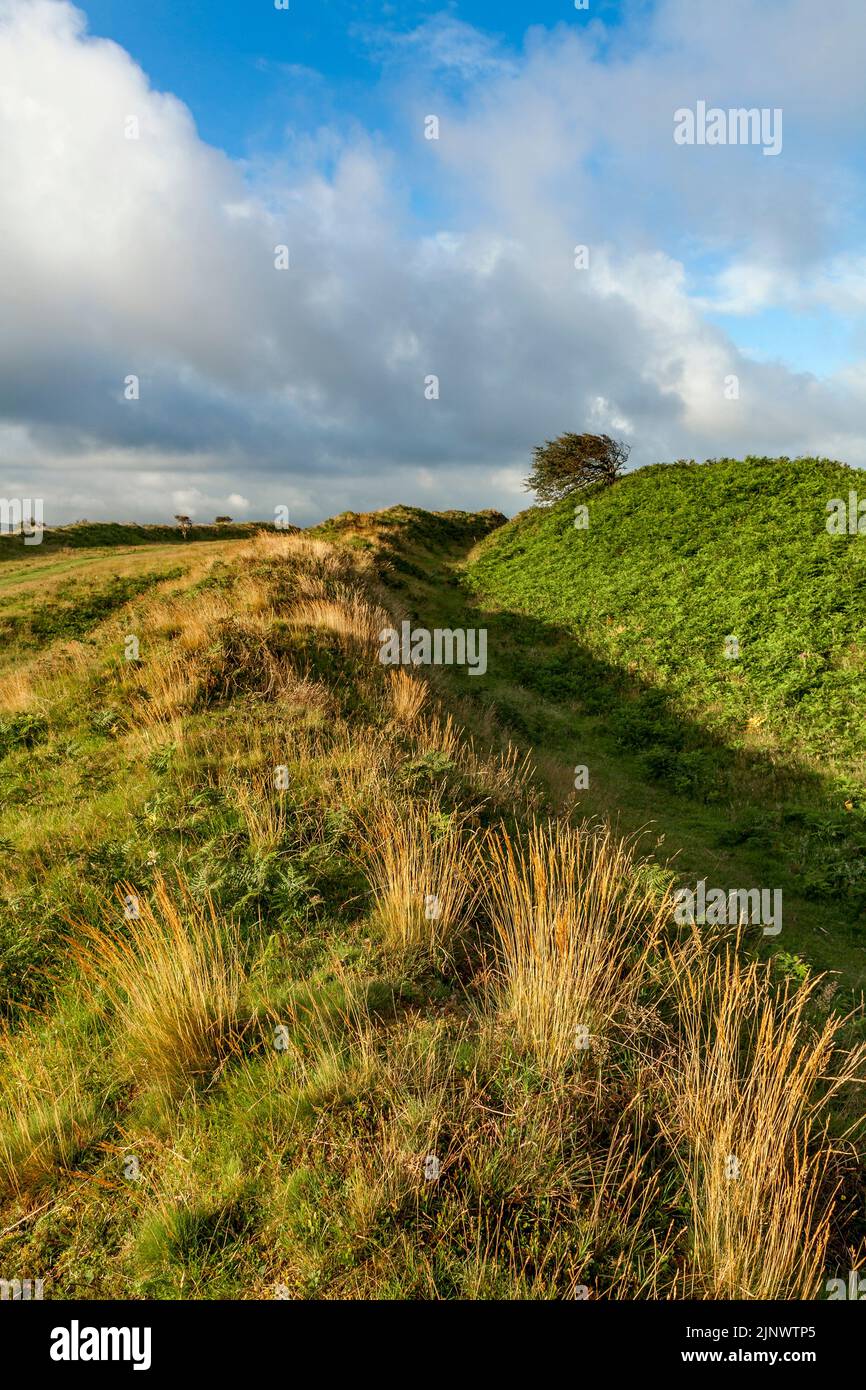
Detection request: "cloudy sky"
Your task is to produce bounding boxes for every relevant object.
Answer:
[2,0,865,525]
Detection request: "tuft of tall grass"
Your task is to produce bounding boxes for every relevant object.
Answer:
[387,669,429,724]
[242,531,374,598]
[287,584,389,652]
[230,776,289,855]
[0,668,37,713]
[132,650,201,724]
[73,877,246,1095]
[415,714,538,814]
[357,799,479,964]
[662,944,866,1299]
[0,1025,100,1197]
[482,820,670,1077]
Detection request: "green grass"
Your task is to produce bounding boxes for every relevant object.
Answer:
[5,570,186,647]
[470,457,866,763]
[456,459,866,988]
[0,500,863,1302]
[0,520,284,561]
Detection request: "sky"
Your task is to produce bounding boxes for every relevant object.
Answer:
[1,0,865,525]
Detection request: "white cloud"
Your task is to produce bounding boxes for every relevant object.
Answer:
[701,257,866,317]
[357,13,516,81]
[1,0,865,527]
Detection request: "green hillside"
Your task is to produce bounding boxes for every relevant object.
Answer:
[465,458,866,947]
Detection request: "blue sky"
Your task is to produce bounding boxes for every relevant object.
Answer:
[2,0,865,523]
[74,0,866,390]
[78,1,634,157]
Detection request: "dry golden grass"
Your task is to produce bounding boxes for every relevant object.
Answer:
[241,531,374,594]
[0,1026,99,1198]
[271,673,334,720]
[221,720,393,821]
[142,590,231,649]
[337,1028,469,1252]
[257,968,380,1114]
[327,1015,677,1299]
[357,798,479,963]
[0,667,37,713]
[133,715,189,761]
[242,531,330,568]
[482,820,671,1076]
[313,725,396,814]
[230,776,289,855]
[287,584,389,652]
[462,739,537,812]
[73,877,246,1095]
[0,640,93,710]
[240,529,304,560]
[414,711,464,762]
[236,576,273,617]
[252,530,386,637]
[173,604,226,655]
[386,668,429,724]
[129,587,279,722]
[263,1009,468,1287]
[132,649,201,724]
[123,530,388,724]
[138,570,269,651]
[415,714,538,812]
[142,599,184,642]
[575,1125,681,1299]
[663,944,866,1299]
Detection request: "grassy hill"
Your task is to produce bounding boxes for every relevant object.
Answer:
[470,457,866,766]
[0,501,863,1301]
[465,458,866,982]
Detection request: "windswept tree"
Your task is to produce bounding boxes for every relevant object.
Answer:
[524,433,630,504]
[174,513,192,538]
[214,515,233,524]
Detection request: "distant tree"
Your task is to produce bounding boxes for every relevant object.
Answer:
[524,433,629,504]
[174,513,192,537]
[214,515,233,524]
